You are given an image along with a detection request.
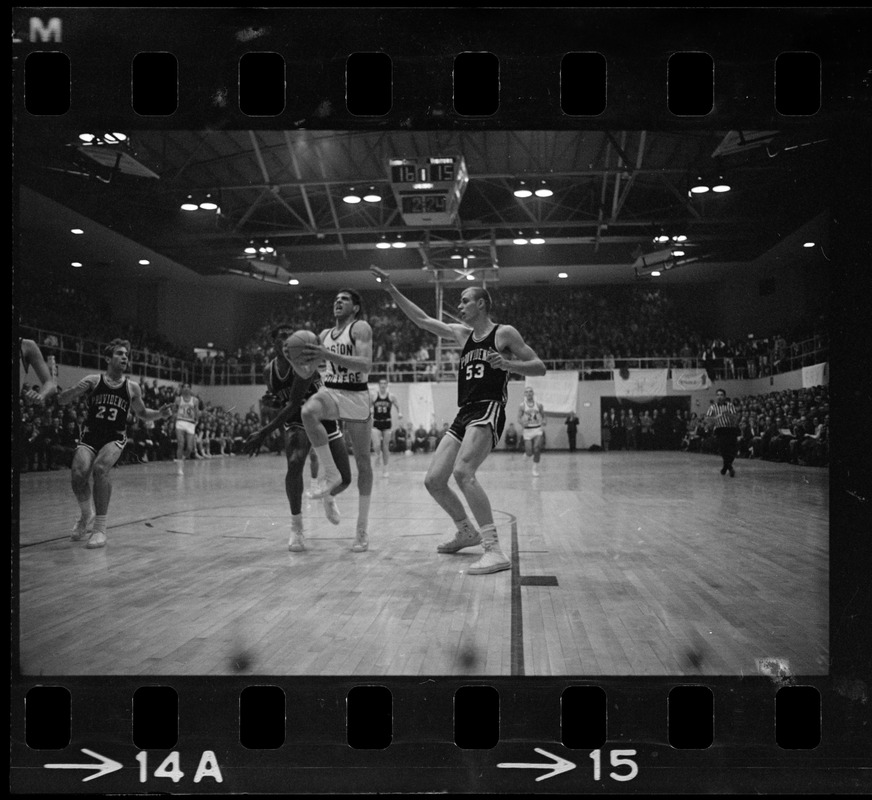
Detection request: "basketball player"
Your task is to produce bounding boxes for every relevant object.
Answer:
[56,339,173,548]
[370,266,546,575]
[371,378,402,477]
[243,326,351,551]
[19,338,58,404]
[173,383,200,475]
[519,386,546,476]
[298,290,374,553]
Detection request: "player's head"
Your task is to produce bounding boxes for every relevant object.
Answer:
[378,378,388,391]
[270,324,294,343]
[458,286,492,321]
[180,382,192,396]
[335,288,363,319]
[716,388,727,399]
[104,339,131,365]
[524,386,535,399]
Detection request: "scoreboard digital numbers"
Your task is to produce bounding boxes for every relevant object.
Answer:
[388,156,469,226]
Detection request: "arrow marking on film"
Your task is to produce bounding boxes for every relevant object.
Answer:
[44,749,123,782]
[497,747,576,782]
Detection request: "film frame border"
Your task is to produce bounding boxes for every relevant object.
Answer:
[11,6,872,795]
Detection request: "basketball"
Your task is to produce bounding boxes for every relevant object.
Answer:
[283,330,319,364]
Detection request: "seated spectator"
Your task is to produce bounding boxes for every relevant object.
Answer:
[412,425,430,453]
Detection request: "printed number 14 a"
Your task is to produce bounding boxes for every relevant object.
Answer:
[135,751,222,784]
[590,749,638,782]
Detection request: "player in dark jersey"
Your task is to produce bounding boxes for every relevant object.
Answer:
[56,339,173,549]
[19,338,57,404]
[371,378,402,478]
[371,266,545,575]
[242,326,352,551]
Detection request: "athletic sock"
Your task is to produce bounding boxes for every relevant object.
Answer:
[291,513,303,532]
[480,523,499,546]
[92,514,108,534]
[357,494,371,534]
[313,444,339,482]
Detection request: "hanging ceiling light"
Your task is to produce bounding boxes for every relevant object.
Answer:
[671,249,685,257]
[71,261,83,268]
[78,133,96,143]
[363,187,381,202]
[651,270,662,277]
[450,250,463,259]
[530,231,545,244]
[513,181,532,198]
[803,242,815,248]
[711,174,731,193]
[199,194,218,210]
[690,174,710,194]
[288,279,300,286]
[654,234,670,243]
[342,188,362,204]
[180,195,199,211]
[558,272,568,279]
[534,180,553,198]
[138,259,150,265]
[376,236,391,249]
[391,236,406,248]
[672,234,687,242]
[513,231,529,245]
[71,228,84,235]
[465,274,475,280]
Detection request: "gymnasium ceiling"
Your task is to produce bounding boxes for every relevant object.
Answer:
[15,128,836,292]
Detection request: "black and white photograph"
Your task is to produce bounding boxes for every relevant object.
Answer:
[11,6,870,795]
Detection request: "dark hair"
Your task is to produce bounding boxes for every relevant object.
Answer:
[270,324,294,341]
[104,338,131,358]
[716,388,726,396]
[465,286,493,313]
[337,288,364,318]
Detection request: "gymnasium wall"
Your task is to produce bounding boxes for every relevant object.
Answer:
[24,362,822,451]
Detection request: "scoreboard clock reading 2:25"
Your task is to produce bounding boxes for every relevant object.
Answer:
[388,156,469,226]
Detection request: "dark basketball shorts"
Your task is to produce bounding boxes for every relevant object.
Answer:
[373,420,392,432]
[286,416,342,441]
[446,401,506,451]
[78,429,129,457]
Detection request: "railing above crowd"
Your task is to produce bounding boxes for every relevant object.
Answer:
[20,325,829,387]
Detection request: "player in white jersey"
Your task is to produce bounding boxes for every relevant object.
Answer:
[173,383,200,475]
[298,288,374,553]
[519,386,547,476]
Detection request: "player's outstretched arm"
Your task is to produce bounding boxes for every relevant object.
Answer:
[129,382,174,422]
[243,373,317,456]
[21,339,58,403]
[57,374,99,405]
[489,326,547,377]
[370,266,469,344]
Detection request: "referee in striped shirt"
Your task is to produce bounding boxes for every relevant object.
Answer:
[706,388,740,477]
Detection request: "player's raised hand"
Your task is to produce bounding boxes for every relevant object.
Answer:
[159,403,174,418]
[300,342,325,364]
[370,265,391,285]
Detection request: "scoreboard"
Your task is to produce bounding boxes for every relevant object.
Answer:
[388,156,468,226]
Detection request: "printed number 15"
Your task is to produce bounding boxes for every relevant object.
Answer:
[590,749,639,782]
[465,364,485,381]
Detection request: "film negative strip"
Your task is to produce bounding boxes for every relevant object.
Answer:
[11,6,872,795]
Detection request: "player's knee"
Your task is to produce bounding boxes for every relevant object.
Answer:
[92,462,112,480]
[424,470,447,495]
[301,401,319,424]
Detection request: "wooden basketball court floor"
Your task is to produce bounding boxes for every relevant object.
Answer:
[16,450,828,677]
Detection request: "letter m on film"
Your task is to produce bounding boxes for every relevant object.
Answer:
[30,17,63,42]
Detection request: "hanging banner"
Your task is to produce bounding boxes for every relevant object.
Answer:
[671,368,712,391]
[802,362,828,388]
[407,381,435,429]
[524,371,579,414]
[613,368,668,397]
